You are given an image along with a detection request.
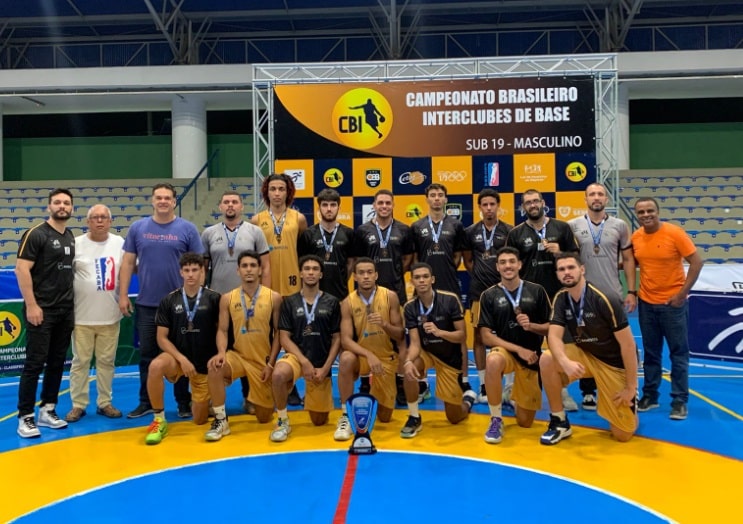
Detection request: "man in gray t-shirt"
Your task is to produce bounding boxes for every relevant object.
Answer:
[201,191,271,294]
[568,183,637,410]
[201,190,271,413]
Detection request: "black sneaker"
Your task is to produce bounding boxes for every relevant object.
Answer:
[400,415,422,439]
[637,396,660,412]
[127,403,154,419]
[669,402,688,420]
[177,402,193,419]
[287,385,303,406]
[540,415,572,445]
[582,394,597,411]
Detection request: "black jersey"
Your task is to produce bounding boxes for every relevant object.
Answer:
[279,291,341,368]
[550,282,629,369]
[297,223,355,300]
[477,280,551,370]
[353,219,414,306]
[411,215,466,296]
[506,218,578,299]
[404,290,464,370]
[155,287,221,374]
[463,220,513,302]
[17,222,75,309]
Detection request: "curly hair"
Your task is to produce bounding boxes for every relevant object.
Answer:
[261,173,296,207]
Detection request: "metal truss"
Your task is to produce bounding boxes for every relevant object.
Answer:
[252,54,619,211]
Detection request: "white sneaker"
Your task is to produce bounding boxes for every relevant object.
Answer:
[17,416,41,438]
[205,417,231,442]
[561,388,579,412]
[270,417,291,442]
[334,414,353,441]
[38,404,68,429]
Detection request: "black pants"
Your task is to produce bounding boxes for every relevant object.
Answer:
[17,306,74,417]
[136,304,190,406]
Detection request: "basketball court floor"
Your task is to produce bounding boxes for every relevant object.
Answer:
[0,315,740,523]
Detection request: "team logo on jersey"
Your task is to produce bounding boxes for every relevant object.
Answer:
[332,88,392,150]
[324,168,344,188]
[565,162,588,182]
[365,169,382,188]
[96,256,116,291]
[0,312,22,346]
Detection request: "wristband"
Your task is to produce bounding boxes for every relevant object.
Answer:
[627,290,637,296]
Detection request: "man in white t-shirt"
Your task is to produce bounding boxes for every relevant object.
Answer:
[65,204,125,422]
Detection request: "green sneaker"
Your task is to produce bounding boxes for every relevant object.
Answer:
[145,416,168,445]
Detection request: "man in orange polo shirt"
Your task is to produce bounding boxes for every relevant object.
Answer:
[632,197,703,421]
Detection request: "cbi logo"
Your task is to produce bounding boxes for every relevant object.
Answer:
[332,87,393,150]
[398,171,427,186]
[323,168,344,188]
[405,204,423,220]
[565,162,588,182]
[365,169,381,188]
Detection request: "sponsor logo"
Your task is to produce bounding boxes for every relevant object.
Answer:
[0,312,22,346]
[484,162,500,186]
[405,204,423,220]
[445,203,463,220]
[365,169,381,188]
[332,88,393,150]
[284,169,306,190]
[565,162,588,182]
[324,168,344,188]
[436,170,467,183]
[558,206,571,218]
[524,164,542,174]
[398,171,427,186]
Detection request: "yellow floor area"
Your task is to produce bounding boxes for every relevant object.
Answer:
[1,411,738,523]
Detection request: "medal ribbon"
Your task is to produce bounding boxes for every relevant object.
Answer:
[181,287,204,327]
[321,224,339,256]
[418,291,436,319]
[240,285,261,325]
[585,215,606,251]
[223,221,242,254]
[359,286,377,314]
[374,220,392,249]
[302,292,322,325]
[500,281,524,312]
[568,284,587,327]
[482,223,497,252]
[269,210,286,240]
[428,216,443,245]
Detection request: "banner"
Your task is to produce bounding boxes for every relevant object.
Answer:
[689,292,743,362]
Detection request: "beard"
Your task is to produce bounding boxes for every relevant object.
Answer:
[561,278,579,288]
[527,207,545,219]
[51,210,71,221]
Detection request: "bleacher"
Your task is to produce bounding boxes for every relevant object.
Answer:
[620,169,743,264]
[0,178,255,269]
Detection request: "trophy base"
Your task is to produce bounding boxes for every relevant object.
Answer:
[349,436,377,455]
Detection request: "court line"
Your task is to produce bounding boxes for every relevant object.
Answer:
[332,454,358,524]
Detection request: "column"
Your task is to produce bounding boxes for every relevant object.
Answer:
[171,96,207,179]
[617,84,630,171]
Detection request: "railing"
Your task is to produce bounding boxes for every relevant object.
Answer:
[176,149,219,216]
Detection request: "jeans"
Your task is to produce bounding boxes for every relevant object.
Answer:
[638,299,689,404]
[136,304,190,406]
[17,307,74,417]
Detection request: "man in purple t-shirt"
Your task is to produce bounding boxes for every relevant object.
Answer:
[119,183,204,419]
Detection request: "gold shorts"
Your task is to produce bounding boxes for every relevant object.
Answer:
[277,353,333,413]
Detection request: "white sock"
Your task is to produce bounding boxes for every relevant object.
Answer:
[478,369,485,385]
[489,404,502,418]
[213,405,227,420]
[551,410,566,421]
[278,409,288,420]
[407,402,419,418]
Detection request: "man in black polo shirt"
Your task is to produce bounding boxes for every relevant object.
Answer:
[15,188,75,438]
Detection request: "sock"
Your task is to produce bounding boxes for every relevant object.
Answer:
[213,405,227,420]
[478,369,486,386]
[551,410,566,421]
[407,402,419,418]
[154,410,165,421]
[489,403,503,418]
[341,404,347,415]
[278,408,288,420]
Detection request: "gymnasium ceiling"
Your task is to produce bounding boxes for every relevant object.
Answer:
[1,1,743,114]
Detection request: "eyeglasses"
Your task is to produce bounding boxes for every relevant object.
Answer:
[89,215,111,221]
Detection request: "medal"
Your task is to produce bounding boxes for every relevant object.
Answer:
[321,224,339,263]
[301,291,321,338]
[269,210,286,246]
[325,251,331,261]
[418,293,435,326]
[433,243,440,251]
[303,323,313,336]
[374,220,392,260]
[380,248,389,258]
[514,306,522,315]
[593,244,600,255]
[240,286,260,337]
[182,287,203,334]
[223,222,241,259]
[568,285,587,340]
[501,281,524,318]
[228,247,234,256]
[428,216,443,253]
[276,233,282,243]
[585,215,607,256]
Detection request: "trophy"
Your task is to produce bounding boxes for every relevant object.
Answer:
[346,393,378,455]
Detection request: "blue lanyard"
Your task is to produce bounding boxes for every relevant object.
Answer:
[482,222,497,251]
[531,219,547,241]
[585,215,606,250]
[269,210,286,239]
[240,285,261,332]
[428,216,443,244]
[181,287,203,328]
[359,286,377,313]
[418,291,435,319]
[302,292,321,325]
[500,281,523,313]
[321,224,339,255]
[374,220,392,249]
[223,221,242,254]
[568,285,587,327]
